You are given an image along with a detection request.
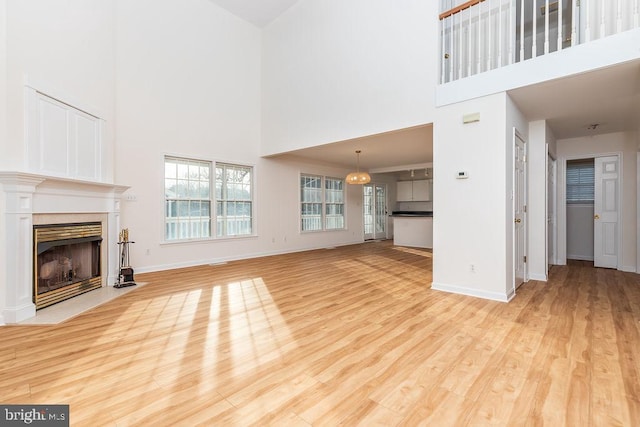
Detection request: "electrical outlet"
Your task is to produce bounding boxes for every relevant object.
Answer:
[125,194,137,202]
[470,264,475,272]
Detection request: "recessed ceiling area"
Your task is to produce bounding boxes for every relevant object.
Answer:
[508,60,640,140]
[207,0,299,27]
[277,124,433,172]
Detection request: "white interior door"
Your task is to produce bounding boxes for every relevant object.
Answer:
[594,155,619,268]
[514,132,527,288]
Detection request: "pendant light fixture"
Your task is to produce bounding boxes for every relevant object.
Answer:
[346,150,371,185]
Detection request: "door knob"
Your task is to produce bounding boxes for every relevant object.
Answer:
[594,214,600,220]
[514,218,521,223]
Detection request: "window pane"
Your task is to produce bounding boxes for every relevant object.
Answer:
[216,163,253,237]
[164,156,212,240]
[325,177,345,230]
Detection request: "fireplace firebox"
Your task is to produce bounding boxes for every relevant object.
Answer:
[33,222,103,309]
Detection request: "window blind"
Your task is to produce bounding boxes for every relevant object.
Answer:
[566,160,594,203]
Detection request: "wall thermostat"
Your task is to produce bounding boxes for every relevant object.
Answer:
[456,171,469,179]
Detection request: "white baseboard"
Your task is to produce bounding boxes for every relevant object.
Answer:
[2,302,36,324]
[135,240,364,275]
[567,254,594,261]
[621,265,637,273]
[528,273,547,281]
[431,282,514,303]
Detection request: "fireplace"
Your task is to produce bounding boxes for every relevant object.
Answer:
[34,222,103,309]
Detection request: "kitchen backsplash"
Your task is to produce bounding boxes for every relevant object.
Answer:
[397,201,433,211]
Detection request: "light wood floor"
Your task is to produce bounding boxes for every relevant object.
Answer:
[1,241,639,426]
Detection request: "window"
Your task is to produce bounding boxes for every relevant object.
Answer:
[165,157,212,240]
[216,163,253,237]
[324,178,345,229]
[300,174,345,231]
[566,159,594,203]
[164,156,253,241]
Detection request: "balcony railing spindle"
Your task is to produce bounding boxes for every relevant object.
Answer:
[476,1,481,74]
[544,0,550,54]
[617,0,623,33]
[585,0,591,42]
[468,8,473,77]
[497,0,503,67]
[558,0,563,51]
[508,0,514,64]
[519,0,525,62]
[600,0,606,38]
[532,0,537,57]
[487,0,493,71]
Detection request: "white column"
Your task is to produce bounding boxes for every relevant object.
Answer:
[107,193,126,286]
[0,174,44,323]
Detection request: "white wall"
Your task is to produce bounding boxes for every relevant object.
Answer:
[2,0,116,177]
[528,120,556,280]
[262,0,439,156]
[0,0,7,323]
[115,0,365,272]
[567,204,594,260]
[433,92,524,301]
[556,131,638,271]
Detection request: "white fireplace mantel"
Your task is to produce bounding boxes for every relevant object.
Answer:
[0,172,129,324]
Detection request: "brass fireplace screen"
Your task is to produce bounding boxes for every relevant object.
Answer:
[33,222,102,309]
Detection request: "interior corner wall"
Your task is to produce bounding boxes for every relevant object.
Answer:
[261,0,439,156]
[3,0,116,176]
[528,120,552,280]
[433,92,514,302]
[556,131,638,271]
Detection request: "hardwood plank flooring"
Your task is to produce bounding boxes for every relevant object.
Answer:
[1,242,639,426]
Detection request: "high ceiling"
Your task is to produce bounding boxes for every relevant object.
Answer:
[206,1,640,172]
[207,0,299,27]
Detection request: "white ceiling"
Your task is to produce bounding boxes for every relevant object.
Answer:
[207,0,299,27]
[508,60,640,140]
[279,124,434,172]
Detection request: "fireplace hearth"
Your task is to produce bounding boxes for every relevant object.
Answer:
[34,222,103,309]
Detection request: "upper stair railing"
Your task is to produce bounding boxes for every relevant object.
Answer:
[439,0,640,84]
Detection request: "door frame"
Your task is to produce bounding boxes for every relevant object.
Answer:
[547,151,557,270]
[513,128,528,292]
[556,151,622,267]
[363,182,388,241]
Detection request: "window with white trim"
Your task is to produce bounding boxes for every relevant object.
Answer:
[566,159,594,203]
[164,157,212,240]
[216,163,253,237]
[300,174,345,231]
[164,156,253,240]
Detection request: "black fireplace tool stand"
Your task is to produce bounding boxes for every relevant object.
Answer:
[115,239,136,288]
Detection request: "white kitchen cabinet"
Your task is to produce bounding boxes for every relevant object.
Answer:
[393,217,433,248]
[396,181,414,201]
[396,179,431,201]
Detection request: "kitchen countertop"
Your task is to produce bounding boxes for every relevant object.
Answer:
[390,211,433,217]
